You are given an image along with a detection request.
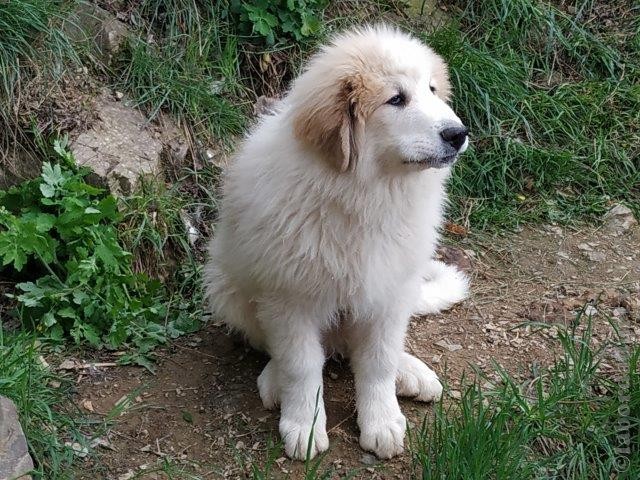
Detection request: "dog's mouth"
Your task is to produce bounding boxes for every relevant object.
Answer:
[403,155,457,169]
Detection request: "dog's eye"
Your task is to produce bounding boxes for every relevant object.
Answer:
[430,85,436,94]
[386,93,405,107]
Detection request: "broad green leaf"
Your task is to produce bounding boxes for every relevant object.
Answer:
[41,162,64,187]
[95,242,119,270]
[181,410,194,423]
[43,311,57,327]
[57,306,77,319]
[82,324,101,346]
[0,242,27,271]
[72,290,90,305]
[34,213,56,232]
[39,183,56,198]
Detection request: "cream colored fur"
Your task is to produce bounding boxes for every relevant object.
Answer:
[204,25,469,460]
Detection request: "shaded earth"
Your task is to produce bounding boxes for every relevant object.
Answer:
[67,222,640,479]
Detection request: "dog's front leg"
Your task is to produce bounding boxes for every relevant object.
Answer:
[257,298,329,460]
[349,307,409,459]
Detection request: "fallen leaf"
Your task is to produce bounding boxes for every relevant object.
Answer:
[444,222,468,236]
[81,399,94,412]
[58,359,76,370]
[181,409,193,424]
[434,339,463,352]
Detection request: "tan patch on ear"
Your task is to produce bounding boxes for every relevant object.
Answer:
[293,81,351,172]
[432,54,452,102]
[293,75,379,172]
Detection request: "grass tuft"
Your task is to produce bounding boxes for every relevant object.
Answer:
[0,331,84,479]
[114,1,247,142]
[411,317,640,479]
[424,0,639,228]
[0,0,80,171]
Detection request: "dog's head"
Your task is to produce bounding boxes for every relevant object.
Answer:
[289,25,468,174]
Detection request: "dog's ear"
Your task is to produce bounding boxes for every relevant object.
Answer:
[432,54,452,102]
[293,80,363,173]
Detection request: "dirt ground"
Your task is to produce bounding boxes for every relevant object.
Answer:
[69,220,640,479]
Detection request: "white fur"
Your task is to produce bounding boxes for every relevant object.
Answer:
[414,260,470,315]
[204,25,469,460]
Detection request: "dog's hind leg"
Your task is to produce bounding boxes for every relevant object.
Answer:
[396,352,443,402]
[413,260,469,315]
[203,262,265,350]
[257,359,280,409]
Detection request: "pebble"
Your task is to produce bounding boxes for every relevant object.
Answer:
[64,441,88,457]
[360,453,377,465]
[449,390,462,399]
[585,251,606,262]
[584,305,598,317]
[434,340,463,352]
[613,307,627,318]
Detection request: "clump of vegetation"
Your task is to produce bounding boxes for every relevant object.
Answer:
[114,0,247,142]
[115,0,328,143]
[0,141,196,357]
[0,0,77,108]
[411,318,640,478]
[0,332,87,479]
[0,0,80,179]
[426,0,640,228]
[222,0,327,45]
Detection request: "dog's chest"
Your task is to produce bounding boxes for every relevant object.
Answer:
[311,201,436,302]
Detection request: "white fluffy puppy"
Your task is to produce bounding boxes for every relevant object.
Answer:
[204,25,469,460]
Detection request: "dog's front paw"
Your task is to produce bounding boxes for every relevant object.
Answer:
[359,412,406,459]
[280,416,329,460]
[396,352,443,402]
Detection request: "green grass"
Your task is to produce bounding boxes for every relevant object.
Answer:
[410,317,640,479]
[117,177,208,341]
[424,0,639,228]
[0,331,85,479]
[0,0,77,104]
[113,0,640,228]
[0,0,80,170]
[114,0,247,142]
[234,316,639,480]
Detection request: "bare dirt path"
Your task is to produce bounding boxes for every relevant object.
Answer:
[73,222,640,479]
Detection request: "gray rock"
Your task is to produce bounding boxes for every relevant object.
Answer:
[604,204,637,236]
[586,251,606,262]
[612,307,627,318]
[63,4,129,64]
[405,0,449,31]
[434,339,463,352]
[360,453,377,465]
[71,90,182,195]
[0,396,34,480]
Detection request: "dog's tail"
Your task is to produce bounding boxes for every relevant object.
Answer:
[413,260,469,315]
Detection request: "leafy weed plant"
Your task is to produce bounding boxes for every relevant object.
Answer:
[0,141,188,356]
[223,0,327,45]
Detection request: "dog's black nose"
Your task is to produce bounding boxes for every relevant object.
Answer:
[440,126,469,151]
